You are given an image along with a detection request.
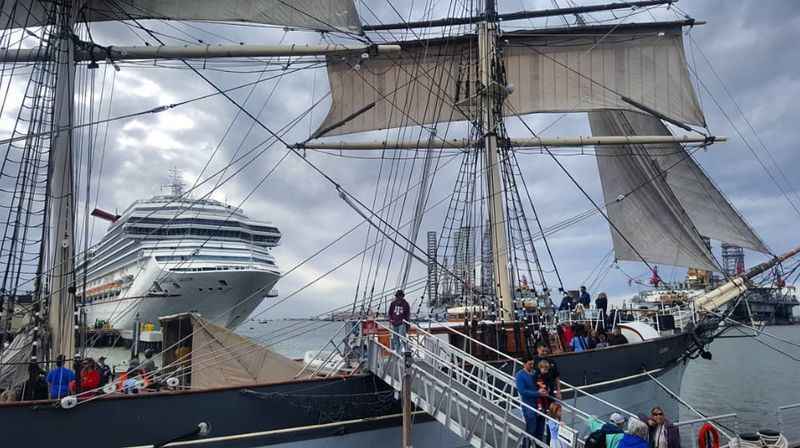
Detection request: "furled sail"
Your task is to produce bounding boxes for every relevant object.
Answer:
[611,111,769,253]
[0,330,33,393]
[0,0,362,33]
[316,24,704,137]
[588,110,719,271]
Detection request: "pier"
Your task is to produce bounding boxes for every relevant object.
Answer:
[83,328,162,352]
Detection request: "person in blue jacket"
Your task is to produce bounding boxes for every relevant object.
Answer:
[46,355,75,399]
[516,356,548,447]
[619,418,650,448]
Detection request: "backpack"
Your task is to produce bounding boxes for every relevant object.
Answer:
[584,430,606,448]
[584,424,623,448]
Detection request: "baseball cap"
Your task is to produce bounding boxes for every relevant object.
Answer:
[610,413,626,425]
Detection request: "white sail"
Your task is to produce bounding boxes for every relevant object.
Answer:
[504,26,704,126]
[317,24,704,137]
[0,0,362,33]
[320,41,469,136]
[608,111,769,253]
[588,110,718,271]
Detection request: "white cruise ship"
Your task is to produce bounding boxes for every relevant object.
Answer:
[78,185,281,332]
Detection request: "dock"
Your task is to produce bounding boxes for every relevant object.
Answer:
[84,328,162,351]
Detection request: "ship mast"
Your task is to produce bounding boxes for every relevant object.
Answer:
[479,0,514,320]
[47,1,78,361]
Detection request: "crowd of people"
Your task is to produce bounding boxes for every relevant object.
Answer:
[515,346,680,448]
[19,348,160,401]
[557,286,609,319]
[556,324,628,354]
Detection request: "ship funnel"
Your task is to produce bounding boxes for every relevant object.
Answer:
[90,208,120,223]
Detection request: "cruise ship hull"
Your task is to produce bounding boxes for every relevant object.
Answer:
[0,334,690,447]
[78,191,283,334]
[86,263,280,331]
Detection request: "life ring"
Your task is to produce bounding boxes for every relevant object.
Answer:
[698,423,720,448]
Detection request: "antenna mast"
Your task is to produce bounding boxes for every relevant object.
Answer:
[479,0,514,320]
[164,167,186,197]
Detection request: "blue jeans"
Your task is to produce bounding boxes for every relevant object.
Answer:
[391,323,407,353]
[523,412,544,448]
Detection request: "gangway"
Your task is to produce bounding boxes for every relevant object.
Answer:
[364,321,583,448]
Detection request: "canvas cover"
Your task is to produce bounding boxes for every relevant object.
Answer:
[190,316,302,389]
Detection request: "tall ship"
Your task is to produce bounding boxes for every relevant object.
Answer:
[0,1,798,447]
[79,177,281,331]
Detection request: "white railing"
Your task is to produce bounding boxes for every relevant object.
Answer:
[369,320,582,448]
[296,320,361,378]
[432,321,641,421]
[672,414,739,448]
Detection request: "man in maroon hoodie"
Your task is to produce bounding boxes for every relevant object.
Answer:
[388,290,410,353]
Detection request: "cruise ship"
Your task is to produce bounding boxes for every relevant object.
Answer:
[78,184,281,332]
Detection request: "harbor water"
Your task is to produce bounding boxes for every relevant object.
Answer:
[680,325,800,439]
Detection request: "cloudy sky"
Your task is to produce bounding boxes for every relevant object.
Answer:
[4,1,798,322]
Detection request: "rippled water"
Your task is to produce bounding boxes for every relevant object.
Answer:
[680,325,800,439]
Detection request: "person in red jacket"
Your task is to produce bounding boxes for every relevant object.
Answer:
[78,358,101,397]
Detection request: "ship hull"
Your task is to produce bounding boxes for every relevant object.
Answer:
[0,333,691,447]
[86,263,280,331]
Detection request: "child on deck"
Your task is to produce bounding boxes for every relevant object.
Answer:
[546,403,571,448]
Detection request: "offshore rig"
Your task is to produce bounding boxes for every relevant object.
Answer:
[632,242,798,325]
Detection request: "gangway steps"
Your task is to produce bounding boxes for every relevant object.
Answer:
[369,347,529,448]
[363,322,586,448]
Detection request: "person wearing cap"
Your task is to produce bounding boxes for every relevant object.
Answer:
[585,412,626,448]
[388,290,410,353]
[46,355,75,400]
[97,356,112,386]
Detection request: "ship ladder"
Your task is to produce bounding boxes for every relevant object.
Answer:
[366,321,585,448]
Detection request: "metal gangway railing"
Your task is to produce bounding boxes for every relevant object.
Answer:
[366,320,585,448]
